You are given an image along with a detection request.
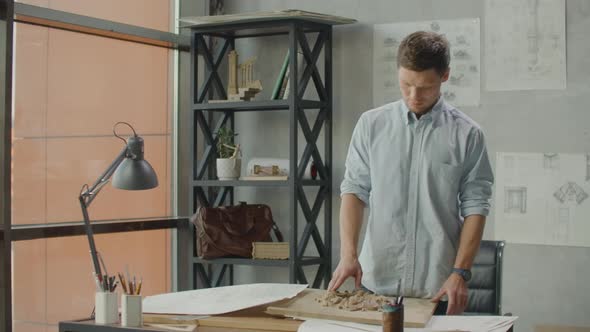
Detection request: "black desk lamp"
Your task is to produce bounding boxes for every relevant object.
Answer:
[79,122,158,290]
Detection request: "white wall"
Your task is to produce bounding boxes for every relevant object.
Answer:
[223,1,590,331]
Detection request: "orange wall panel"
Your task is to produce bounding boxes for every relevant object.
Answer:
[46,29,170,137]
[13,23,48,139]
[15,0,49,6]
[48,0,171,32]
[45,136,168,223]
[16,0,170,32]
[45,231,169,324]
[12,240,47,323]
[12,139,46,225]
[13,321,47,332]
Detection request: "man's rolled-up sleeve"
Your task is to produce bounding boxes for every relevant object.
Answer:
[459,128,494,217]
[340,114,371,206]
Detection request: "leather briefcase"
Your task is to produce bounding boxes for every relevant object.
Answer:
[192,202,284,259]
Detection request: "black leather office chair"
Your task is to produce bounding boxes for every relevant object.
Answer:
[465,240,505,315]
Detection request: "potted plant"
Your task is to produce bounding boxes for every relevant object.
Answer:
[216,127,241,180]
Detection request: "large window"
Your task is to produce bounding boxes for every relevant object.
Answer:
[16,0,173,32]
[12,2,175,331]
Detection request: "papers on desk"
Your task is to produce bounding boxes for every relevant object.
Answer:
[298,316,519,332]
[143,283,307,315]
[426,315,519,332]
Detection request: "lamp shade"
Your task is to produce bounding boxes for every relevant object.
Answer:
[112,136,158,190]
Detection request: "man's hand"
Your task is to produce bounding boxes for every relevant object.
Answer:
[431,273,468,315]
[327,256,363,291]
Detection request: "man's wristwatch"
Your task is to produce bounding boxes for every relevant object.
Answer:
[452,268,472,282]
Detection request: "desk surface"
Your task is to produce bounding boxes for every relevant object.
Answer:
[59,320,171,332]
[59,305,303,332]
[59,319,301,332]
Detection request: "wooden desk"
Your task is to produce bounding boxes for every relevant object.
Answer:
[59,318,301,332]
[59,305,303,332]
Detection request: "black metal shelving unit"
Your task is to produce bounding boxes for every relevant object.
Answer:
[188,17,345,290]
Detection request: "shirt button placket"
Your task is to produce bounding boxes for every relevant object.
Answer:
[404,121,423,295]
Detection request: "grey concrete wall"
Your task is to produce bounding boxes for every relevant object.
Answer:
[219,1,590,331]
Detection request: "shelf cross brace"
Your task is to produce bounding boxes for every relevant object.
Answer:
[196,35,231,102]
[297,108,328,180]
[296,29,327,101]
[296,185,328,260]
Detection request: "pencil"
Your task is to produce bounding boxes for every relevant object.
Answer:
[118,273,128,294]
[136,278,142,295]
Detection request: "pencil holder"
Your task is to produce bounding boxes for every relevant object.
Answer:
[121,294,142,327]
[382,303,404,332]
[95,292,118,324]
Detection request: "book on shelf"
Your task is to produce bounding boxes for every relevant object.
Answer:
[277,66,290,100]
[271,51,290,100]
[252,242,289,260]
[240,175,288,181]
[282,51,305,100]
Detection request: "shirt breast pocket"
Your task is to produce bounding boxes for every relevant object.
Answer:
[432,161,463,191]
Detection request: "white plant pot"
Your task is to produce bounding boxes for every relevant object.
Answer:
[217,158,241,180]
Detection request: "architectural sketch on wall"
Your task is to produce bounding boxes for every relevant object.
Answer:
[505,186,527,213]
[543,153,559,170]
[553,182,588,205]
[373,18,480,108]
[485,0,566,91]
[495,153,590,247]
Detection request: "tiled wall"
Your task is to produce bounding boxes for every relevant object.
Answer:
[12,2,173,331]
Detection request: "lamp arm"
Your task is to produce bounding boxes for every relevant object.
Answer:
[79,195,103,287]
[79,145,127,289]
[83,147,127,207]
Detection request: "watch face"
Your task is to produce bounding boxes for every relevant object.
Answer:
[464,270,472,281]
[453,268,472,281]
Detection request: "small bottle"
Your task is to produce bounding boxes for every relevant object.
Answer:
[382,302,404,332]
[310,162,317,180]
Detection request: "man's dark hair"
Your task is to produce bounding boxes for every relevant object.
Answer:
[397,31,450,76]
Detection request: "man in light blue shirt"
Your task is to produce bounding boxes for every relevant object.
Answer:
[328,31,493,315]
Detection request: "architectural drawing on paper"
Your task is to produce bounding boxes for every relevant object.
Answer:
[384,80,396,88]
[495,152,590,247]
[430,21,440,31]
[452,49,470,60]
[504,155,515,168]
[485,0,566,90]
[551,207,570,242]
[504,186,527,214]
[373,18,480,107]
[383,50,396,61]
[384,65,395,74]
[553,182,588,205]
[449,74,468,87]
[443,91,456,101]
[543,153,559,170]
[383,37,398,47]
[526,0,541,72]
[456,35,468,46]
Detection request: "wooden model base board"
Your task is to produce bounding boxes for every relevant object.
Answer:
[265,288,436,327]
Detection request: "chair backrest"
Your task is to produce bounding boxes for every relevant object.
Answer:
[465,240,505,315]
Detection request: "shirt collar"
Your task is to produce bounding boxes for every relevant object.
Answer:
[402,96,445,126]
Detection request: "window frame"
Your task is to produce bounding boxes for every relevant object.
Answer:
[1,2,193,331]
